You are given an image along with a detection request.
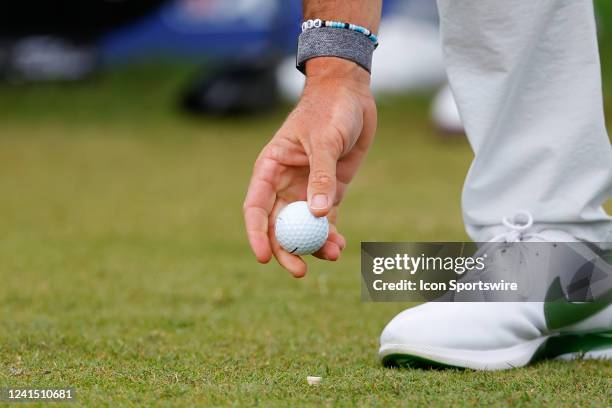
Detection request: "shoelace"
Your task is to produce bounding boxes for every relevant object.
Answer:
[477,211,545,298]
[489,210,549,243]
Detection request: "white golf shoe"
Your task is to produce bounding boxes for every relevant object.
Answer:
[379,213,612,370]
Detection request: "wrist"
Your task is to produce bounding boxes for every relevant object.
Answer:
[305,57,371,86]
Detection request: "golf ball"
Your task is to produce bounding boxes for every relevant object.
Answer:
[275,201,329,255]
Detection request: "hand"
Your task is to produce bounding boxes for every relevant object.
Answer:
[243,58,377,277]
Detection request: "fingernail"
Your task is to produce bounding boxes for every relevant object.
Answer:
[311,194,328,210]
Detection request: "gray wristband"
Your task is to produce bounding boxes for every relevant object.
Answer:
[296,27,376,74]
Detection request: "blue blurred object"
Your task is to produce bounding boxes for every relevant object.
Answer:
[101,0,400,64]
[100,0,301,63]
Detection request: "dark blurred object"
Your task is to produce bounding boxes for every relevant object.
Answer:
[0,0,166,82]
[0,1,166,43]
[181,58,280,116]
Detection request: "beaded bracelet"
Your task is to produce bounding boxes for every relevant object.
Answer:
[301,19,379,47]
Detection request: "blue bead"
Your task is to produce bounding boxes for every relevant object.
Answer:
[302,18,379,46]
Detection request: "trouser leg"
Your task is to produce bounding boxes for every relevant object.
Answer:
[436,0,612,243]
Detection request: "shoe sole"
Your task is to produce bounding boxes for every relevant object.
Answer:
[380,330,612,370]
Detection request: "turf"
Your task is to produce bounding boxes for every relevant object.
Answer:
[0,65,610,407]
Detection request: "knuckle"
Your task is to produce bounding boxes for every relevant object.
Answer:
[266,144,285,162]
[310,170,334,189]
[253,155,271,173]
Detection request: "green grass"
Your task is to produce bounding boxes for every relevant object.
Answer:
[0,65,610,407]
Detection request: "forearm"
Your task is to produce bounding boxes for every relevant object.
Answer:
[302,0,382,82]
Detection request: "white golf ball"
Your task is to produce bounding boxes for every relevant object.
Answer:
[275,201,329,255]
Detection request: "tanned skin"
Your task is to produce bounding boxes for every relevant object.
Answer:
[244,1,382,277]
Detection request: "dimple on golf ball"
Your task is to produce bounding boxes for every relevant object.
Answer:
[275,201,329,255]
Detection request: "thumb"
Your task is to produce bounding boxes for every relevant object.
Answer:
[307,144,338,217]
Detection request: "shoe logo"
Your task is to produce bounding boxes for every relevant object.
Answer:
[544,275,612,330]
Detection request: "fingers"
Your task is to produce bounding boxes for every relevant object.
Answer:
[244,206,272,263]
[328,229,347,250]
[314,241,341,261]
[243,158,278,263]
[268,210,308,278]
[307,141,340,217]
[271,240,308,278]
[313,224,346,261]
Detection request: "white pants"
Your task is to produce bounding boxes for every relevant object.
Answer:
[437,0,612,244]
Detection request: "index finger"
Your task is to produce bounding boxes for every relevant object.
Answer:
[243,157,278,263]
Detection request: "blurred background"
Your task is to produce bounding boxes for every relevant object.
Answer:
[0,0,455,121]
[1,1,611,404]
[2,0,612,123]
